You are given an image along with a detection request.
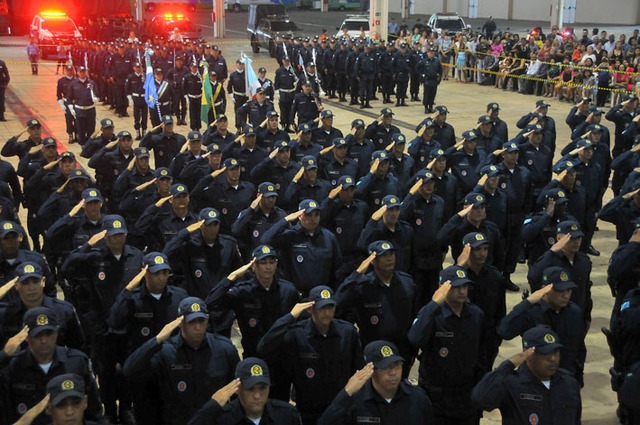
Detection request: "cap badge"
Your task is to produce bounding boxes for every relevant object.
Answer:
[251,365,263,376]
[544,333,556,343]
[380,345,393,357]
[381,242,391,250]
[113,220,122,229]
[24,264,35,273]
[37,314,49,325]
[261,246,270,254]
[560,271,569,281]
[191,303,201,312]
[89,190,97,197]
[3,223,12,230]
[456,270,466,278]
[154,256,164,264]
[61,380,74,390]
[475,234,484,241]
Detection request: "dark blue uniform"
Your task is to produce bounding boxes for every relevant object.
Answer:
[231,205,287,259]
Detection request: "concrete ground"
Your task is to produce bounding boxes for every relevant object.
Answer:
[0,33,624,424]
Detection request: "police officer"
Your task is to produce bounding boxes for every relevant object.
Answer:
[182,61,203,131]
[365,108,400,151]
[122,297,240,425]
[499,266,585,381]
[432,106,456,150]
[355,42,376,109]
[400,170,446,305]
[336,240,416,376]
[283,156,331,210]
[148,68,173,128]
[599,183,640,246]
[250,141,299,199]
[204,71,227,126]
[125,62,148,140]
[169,131,207,182]
[190,158,256,234]
[378,41,395,105]
[345,119,375,178]
[446,130,486,195]
[0,58,8,121]
[409,42,425,102]
[257,111,289,153]
[487,102,509,142]
[472,327,581,424]
[0,261,83,350]
[237,87,275,129]
[607,219,640,323]
[393,41,411,106]
[323,39,338,99]
[208,45,228,83]
[274,57,298,131]
[66,66,98,146]
[56,64,76,143]
[318,138,359,187]
[292,81,322,128]
[80,118,117,159]
[2,118,42,160]
[318,341,434,425]
[140,115,186,169]
[108,45,133,118]
[311,110,343,148]
[0,308,102,425]
[333,41,349,103]
[476,115,503,152]
[355,151,399,212]
[261,199,342,294]
[566,97,591,131]
[227,60,248,132]
[407,118,441,172]
[408,266,485,425]
[206,245,298,400]
[517,124,553,209]
[232,183,287,258]
[515,100,557,152]
[418,48,442,114]
[167,56,189,125]
[258,286,364,425]
[189,357,302,425]
[256,66,274,100]
[346,43,360,106]
[386,133,414,192]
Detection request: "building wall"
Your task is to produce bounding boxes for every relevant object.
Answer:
[573,0,640,26]
[477,0,510,20]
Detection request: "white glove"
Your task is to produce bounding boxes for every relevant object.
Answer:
[184,95,189,107]
[57,99,66,113]
[127,95,133,106]
[92,97,100,103]
[69,105,76,118]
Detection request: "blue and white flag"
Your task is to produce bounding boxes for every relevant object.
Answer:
[240,52,261,98]
[143,52,158,108]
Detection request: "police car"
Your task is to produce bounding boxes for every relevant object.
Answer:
[335,15,370,39]
[30,11,82,57]
[150,14,203,42]
[427,13,469,36]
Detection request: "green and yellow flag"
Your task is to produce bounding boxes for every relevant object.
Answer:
[201,61,213,125]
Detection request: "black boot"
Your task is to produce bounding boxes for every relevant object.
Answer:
[135,129,142,140]
[364,102,372,109]
[395,99,400,106]
[400,99,407,106]
[0,113,5,122]
[503,274,520,292]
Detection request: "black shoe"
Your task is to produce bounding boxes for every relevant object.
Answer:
[0,114,5,122]
[364,103,372,109]
[414,97,421,102]
[504,278,520,292]
[360,104,365,109]
[349,100,358,105]
[371,96,379,101]
[587,245,600,256]
[400,100,407,106]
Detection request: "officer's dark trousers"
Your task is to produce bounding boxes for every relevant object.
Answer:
[410,73,421,97]
[115,80,127,115]
[26,210,41,251]
[234,94,248,130]
[188,98,202,130]
[93,333,133,418]
[504,214,524,275]
[326,72,336,94]
[396,79,409,101]
[133,99,148,131]
[381,74,394,99]
[0,84,5,114]
[64,107,75,135]
[349,77,359,102]
[149,105,171,127]
[75,108,97,146]
[336,74,347,96]
[278,98,294,128]
[174,91,187,121]
[580,204,598,253]
[423,82,439,109]
[359,76,373,103]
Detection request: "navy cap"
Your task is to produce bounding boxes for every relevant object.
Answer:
[301,155,318,170]
[162,115,174,124]
[587,107,603,115]
[134,147,150,159]
[371,150,389,162]
[244,125,257,136]
[178,297,208,322]
[320,110,334,119]
[59,151,75,161]
[273,140,291,150]
[556,220,584,238]
[188,131,203,142]
[69,169,90,180]
[415,169,436,182]
[309,285,336,308]
[522,325,563,354]
[552,158,581,173]
[299,199,321,214]
[351,119,365,129]
[24,306,59,336]
[266,111,279,119]
[463,232,489,248]
[439,265,473,287]
[463,192,486,207]
[77,66,86,72]
[622,94,639,102]
[154,167,172,179]
[544,187,569,205]
[47,374,86,406]
[477,115,492,125]
[236,357,271,388]
[255,87,266,95]
[364,340,404,369]
[367,240,396,255]
[143,252,171,273]
[586,124,604,133]
[199,207,221,224]
[381,194,401,208]
[542,266,578,291]
[535,99,551,108]
[253,244,277,261]
[434,105,449,114]
[526,124,544,133]
[301,80,311,86]
[332,138,348,148]
[100,118,115,128]
[82,188,103,202]
[338,175,356,188]
[299,123,313,133]
[380,107,394,116]
[154,67,163,73]
[208,143,223,153]
[480,164,501,177]
[27,118,41,128]
[215,114,227,122]
[462,130,478,141]
[223,158,240,169]
[0,221,20,238]
[42,137,57,148]
[103,214,127,236]
[487,102,500,110]
[575,139,593,149]
[417,118,435,132]
[258,182,278,197]
[502,141,520,153]
[392,133,407,144]
[170,183,189,197]
[429,149,446,160]
[117,130,132,140]
[17,261,44,283]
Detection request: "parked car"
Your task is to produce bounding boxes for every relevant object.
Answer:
[427,13,469,36]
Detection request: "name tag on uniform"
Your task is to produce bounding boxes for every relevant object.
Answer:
[170,364,193,370]
[520,393,543,402]
[299,352,320,359]
[292,243,308,248]
[134,313,154,318]
[356,417,381,423]
[243,303,261,309]
[435,332,454,338]
[364,303,382,308]
[13,383,36,390]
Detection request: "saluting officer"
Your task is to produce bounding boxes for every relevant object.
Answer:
[364,108,400,151]
[125,62,148,140]
[318,138,359,187]
[2,118,43,160]
[140,115,187,169]
[236,88,275,131]
[311,110,343,149]
[355,150,399,212]
[81,118,117,159]
[250,141,300,199]
[408,117,440,172]
[292,81,323,128]
[283,156,331,210]
[515,100,557,152]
